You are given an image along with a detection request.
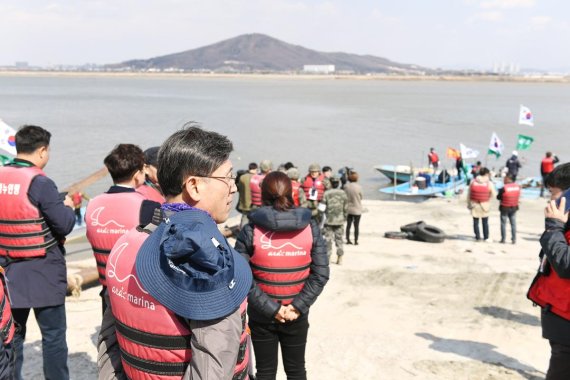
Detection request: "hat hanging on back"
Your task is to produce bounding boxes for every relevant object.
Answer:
[136,209,252,321]
[144,147,160,167]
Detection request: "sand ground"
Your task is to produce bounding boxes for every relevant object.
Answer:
[21,195,550,379]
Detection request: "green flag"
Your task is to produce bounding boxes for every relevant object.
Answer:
[516,134,534,151]
[0,154,11,166]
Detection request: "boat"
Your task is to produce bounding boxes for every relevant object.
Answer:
[494,176,545,200]
[374,165,437,184]
[380,176,466,197]
[374,165,414,183]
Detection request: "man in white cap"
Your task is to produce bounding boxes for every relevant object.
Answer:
[506,151,522,181]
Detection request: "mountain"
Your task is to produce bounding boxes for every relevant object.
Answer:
[109,33,428,74]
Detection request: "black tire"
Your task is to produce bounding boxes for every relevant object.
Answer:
[415,224,446,243]
[384,231,409,239]
[400,221,426,233]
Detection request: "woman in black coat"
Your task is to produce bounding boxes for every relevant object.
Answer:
[235,171,329,380]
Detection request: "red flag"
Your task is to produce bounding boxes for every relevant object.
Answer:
[446,147,460,159]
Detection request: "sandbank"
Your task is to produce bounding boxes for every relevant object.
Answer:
[0,70,569,84]
[21,196,549,379]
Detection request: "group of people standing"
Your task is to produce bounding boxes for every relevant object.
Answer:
[0,123,340,380]
[236,161,363,265]
[428,146,561,245]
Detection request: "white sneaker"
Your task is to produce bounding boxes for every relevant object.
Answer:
[483,239,491,243]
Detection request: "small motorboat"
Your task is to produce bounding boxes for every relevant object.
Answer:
[374,165,435,184]
[374,165,414,183]
[380,175,466,198]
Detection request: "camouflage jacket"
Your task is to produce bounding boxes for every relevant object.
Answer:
[322,189,348,226]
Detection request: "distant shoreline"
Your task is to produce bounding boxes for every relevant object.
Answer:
[1,70,569,83]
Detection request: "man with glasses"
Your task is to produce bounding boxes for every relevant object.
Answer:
[98,125,252,380]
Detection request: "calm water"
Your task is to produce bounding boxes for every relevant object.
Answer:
[1,74,569,201]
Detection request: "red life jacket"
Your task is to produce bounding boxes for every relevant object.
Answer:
[500,183,520,207]
[542,157,555,175]
[107,227,250,380]
[136,183,165,204]
[291,181,301,207]
[528,230,570,321]
[301,175,325,202]
[250,225,312,305]
[428,152,439,164]
[72,192,82,207]
[86,192,145,286]
[0,166,58,258]
[249,174,265,207]
[469,181,491,202]
[0,267,15,346]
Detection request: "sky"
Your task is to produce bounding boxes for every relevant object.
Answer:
[0,0,568,71]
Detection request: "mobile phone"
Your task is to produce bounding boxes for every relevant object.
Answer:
[555,189,570,212]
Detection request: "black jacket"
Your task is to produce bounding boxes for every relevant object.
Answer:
[539,218,570,345]
[234,206,329,323]
[506,155,522,177]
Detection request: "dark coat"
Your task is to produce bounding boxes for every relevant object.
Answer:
[506,155,522,177]
[539,218,570,345]
[234,206,329,323]
[0,161,75,308]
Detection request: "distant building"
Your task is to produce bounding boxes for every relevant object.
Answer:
[493,62,520,75]
[15,61,29,68]
[303,65,335,74]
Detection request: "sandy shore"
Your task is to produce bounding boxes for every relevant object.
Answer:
[1,70,569,83]
[21,195,550,379]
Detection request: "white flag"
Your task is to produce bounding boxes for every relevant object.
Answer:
[488,132,504,158]
[519,104,534,126]
[0,119,17,156]
[460,143,479,159]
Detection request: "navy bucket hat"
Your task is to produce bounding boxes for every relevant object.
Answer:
[136,209,252,321]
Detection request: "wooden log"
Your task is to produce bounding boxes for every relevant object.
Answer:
[64,167,109,194]
[66,268,99,297]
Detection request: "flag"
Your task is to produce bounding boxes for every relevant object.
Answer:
[519,104,534,126]
[487,132,504,158]
[0,119,17,156]
[446,147,460,159]
[516,134,534,150]
[460,143,480,159]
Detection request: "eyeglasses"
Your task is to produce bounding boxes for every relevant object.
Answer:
[194,174,237,187]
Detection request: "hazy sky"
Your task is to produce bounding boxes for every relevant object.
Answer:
[1,0,568,70]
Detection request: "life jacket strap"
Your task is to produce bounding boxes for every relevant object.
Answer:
[0,227,51,238]
[120,347,187,376]
[0,218,45,225]
[254,276,309,287]
[0,238,57,251]
[115,318,192,350]
[250,263,310,273]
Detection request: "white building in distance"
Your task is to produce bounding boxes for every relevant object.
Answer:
[303,65,335,74]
